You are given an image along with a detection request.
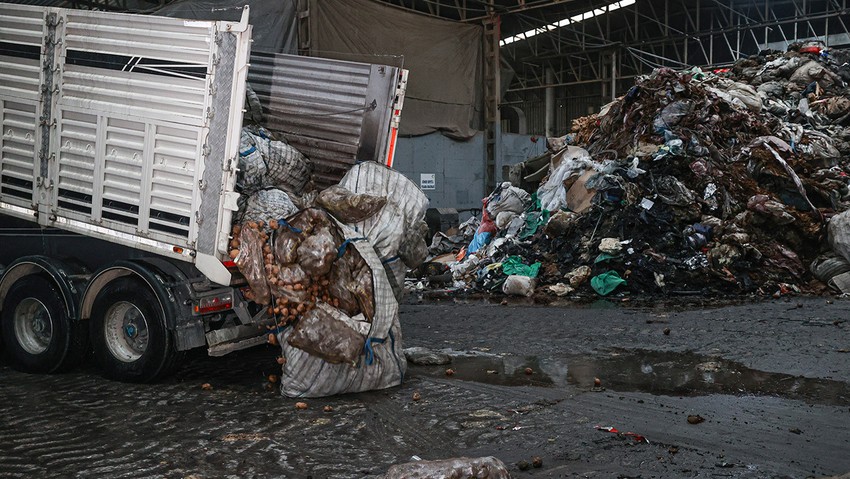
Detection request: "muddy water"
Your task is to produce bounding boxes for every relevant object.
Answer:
[412,349,850,406]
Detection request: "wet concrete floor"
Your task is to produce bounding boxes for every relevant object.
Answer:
[1,297,849,478]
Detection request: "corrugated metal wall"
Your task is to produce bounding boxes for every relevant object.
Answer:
[247,52,399,187]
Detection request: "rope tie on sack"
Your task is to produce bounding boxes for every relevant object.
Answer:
[337,237,368,258]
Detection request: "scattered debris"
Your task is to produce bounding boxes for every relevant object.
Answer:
[295,402,308,410]
[383,457,510,479]
[404,347,452,366]
[595,425,649,443]
[687,414,706,424]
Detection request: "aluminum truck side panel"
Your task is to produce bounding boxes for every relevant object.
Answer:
[0,5,251,279]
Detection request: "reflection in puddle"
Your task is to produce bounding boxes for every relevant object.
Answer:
[410,350,850,406]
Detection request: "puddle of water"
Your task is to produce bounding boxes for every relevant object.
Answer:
[410,350,850,406]
[569,350,850,406]
[411,354,561,388]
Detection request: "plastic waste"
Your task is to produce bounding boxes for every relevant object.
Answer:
[598,238,623,255]
[590,271,627,296]
[383,456,511,479]
[566,265,592,288]
[547,283,574,296]
[537,146,597,212]
[501,256,541,277]
[829,210,850,265]
[235,225,271,305]
[486,182,530,217]
[502,275,536,297]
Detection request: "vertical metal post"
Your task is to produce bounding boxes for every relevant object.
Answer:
[483,10,501,191]
[296,0,310,55]
[764,0,769,47]
[736,11,741,60]
[709,10,714,65]
[610,51,616,101]
[544,68,555,138]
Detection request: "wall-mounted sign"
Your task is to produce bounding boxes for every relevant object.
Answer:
[420,173,435,190]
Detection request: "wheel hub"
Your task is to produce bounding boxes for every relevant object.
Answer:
[104,301,149,363]
[13,297,53,355]
[125,324,138,338]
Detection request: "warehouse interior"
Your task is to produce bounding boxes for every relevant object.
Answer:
[5,0,849,209]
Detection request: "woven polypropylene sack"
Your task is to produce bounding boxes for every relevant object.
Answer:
[276,221,407,398]
[338,162,429,299]
[238,128,312,194]
[239,188,298,223]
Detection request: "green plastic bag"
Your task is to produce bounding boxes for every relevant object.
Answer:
[591,270,626,296]
[519,210,550,240]
[502,256,541,278]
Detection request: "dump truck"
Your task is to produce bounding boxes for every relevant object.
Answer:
[0,4,407,382]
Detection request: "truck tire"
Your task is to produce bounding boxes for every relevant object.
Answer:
[1,275,88,373]
[89,277,181,382]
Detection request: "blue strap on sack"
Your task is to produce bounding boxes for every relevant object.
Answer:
[277,218,302,234]
[239,145,257,157]
[363,337,387,366]
[337,237,368,258]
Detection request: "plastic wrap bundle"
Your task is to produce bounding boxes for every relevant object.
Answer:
[238,188,298,223]
[338,162,429,299]
[233,225,271,305]
[287,302,367,365]
[316,185,387,223]
[382,456,511,479]
[486,181,530,217]
[276,220,407,398]
[237,127,312,194]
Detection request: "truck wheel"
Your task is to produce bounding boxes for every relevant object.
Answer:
[89,278,181,382]
[1,275,87,373]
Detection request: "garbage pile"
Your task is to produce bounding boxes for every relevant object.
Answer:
[229,103,428,396]
[415,43,850,298]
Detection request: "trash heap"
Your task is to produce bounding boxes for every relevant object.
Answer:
[418,43,850,298]
[229,101,428,396]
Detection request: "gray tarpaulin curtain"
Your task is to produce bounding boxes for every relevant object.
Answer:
[309,0,483,140]
[154,0,298,54]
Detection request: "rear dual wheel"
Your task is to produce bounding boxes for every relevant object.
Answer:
[89,278,182,383]
[1,276,87,373]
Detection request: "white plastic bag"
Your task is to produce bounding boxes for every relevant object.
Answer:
[502,275,536,297]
